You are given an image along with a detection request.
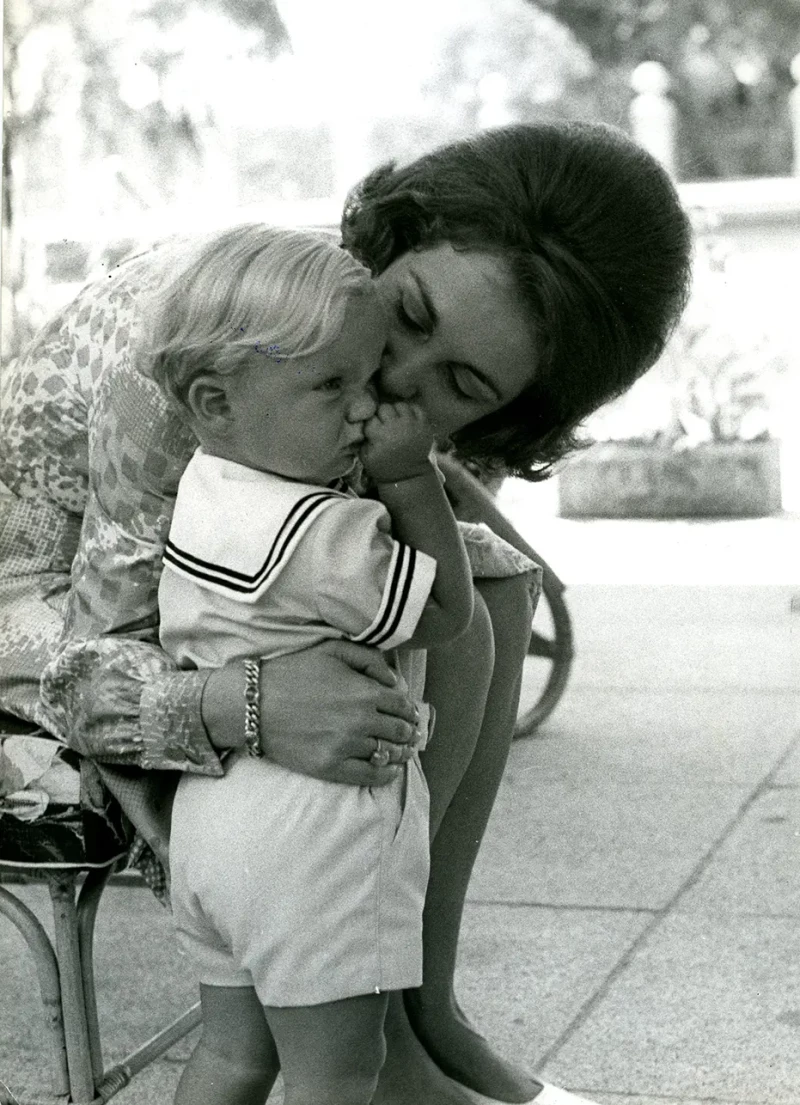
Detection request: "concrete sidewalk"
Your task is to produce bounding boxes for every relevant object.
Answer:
[464,580,799,1105]
[1,520,798,1104]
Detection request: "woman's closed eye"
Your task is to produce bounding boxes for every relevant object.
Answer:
[396,298,430,336]
[446,363,500,404]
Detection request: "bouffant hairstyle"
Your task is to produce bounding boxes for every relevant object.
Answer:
[342,122,693,479]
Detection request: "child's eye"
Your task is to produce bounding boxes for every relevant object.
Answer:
[316,377,343,393]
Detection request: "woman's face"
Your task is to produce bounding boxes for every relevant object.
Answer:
[373,243,538,440]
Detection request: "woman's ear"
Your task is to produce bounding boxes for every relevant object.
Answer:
[186,374,233,432]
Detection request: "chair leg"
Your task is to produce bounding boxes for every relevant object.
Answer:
[48,874,95,1104]
[0,885,70,1098]
[76,865,116,1090]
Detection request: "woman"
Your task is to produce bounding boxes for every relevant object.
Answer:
[0,121,692,1105]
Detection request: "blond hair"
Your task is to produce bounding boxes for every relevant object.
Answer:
[142,223,371,406]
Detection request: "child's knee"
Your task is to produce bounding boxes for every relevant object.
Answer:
[199,983,278,1070]
[284,1065,383,1105]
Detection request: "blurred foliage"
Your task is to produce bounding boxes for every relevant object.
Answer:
[367,0,800,179]
[535,0,800,178]
[369,0,603,167]
[582,231,792,448]
[2,0,289,357]
[3,0,288,219]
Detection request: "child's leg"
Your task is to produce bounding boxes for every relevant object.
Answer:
[264,991,389,1105]
[175,984,279,1105]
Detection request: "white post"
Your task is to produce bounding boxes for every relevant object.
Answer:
[477,73,515,129]
[629,61,678,177]
[790,52,800,177]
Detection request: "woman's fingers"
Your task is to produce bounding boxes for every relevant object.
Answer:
[227,640,422,786]
[340,759,402,788]
[370,710,418,747]
[319,638,399,687]
[375,688,419,729]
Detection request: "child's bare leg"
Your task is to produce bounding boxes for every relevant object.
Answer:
[406,576,540,1102]
[264,991,389,1105]
[175,984,279,1105]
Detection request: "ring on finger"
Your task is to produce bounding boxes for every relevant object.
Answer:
[370,738,391,768]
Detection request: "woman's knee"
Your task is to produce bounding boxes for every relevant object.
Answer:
[452,586,496,678]
[425,587,494,715]
[476,574,534,666]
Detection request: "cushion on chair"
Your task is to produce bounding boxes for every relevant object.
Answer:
[0,716,130,869]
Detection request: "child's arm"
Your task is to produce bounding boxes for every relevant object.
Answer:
[361,402,474,648]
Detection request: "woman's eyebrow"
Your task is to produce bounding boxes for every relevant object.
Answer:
[410,271,439,325]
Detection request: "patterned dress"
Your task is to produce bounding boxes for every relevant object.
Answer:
[0,249,220,888]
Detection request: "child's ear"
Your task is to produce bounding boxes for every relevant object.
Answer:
[186,374,232,431]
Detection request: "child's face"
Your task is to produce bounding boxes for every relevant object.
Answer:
[223,293,384,484]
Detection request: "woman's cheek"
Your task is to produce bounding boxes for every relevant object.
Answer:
[427,400,464,443]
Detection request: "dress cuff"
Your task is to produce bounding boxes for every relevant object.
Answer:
[140,669,224,775]
[458,520,543,603]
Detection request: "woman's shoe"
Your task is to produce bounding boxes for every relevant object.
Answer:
[457,1080,599,1105]
[529,1083,599,1105]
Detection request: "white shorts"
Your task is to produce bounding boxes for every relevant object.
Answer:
[169,751,430,1007]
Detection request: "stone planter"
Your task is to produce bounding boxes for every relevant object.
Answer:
[558,440,782,518]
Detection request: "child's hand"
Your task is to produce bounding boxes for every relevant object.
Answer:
[361,402,435,483]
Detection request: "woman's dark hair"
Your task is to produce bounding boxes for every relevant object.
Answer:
[341,122,693,479]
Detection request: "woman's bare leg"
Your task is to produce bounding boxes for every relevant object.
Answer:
[375,576,539,1104]
[405,575,539,1102]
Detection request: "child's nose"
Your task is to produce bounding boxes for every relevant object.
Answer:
[347,385,378,423]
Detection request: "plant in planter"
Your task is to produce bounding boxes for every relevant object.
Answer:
[558,234,790,518]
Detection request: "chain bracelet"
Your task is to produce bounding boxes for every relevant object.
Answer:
[244,658,264,758]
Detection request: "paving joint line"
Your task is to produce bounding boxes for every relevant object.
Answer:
[570,1090,800,1105]
[532,731,800,1075]
[562,686,797,695]
[466,899,656,914]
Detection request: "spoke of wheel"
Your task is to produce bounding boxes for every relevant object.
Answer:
[528,631,558,660]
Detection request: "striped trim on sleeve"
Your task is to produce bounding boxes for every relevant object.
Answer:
[351,540,436,650]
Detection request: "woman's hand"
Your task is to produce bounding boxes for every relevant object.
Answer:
[201,640,420,786]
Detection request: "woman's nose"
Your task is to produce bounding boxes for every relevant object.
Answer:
[379,347,422,401]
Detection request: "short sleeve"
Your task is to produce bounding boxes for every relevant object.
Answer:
[304,498,436,650]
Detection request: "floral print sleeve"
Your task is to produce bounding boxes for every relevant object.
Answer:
[1,249,224,777]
